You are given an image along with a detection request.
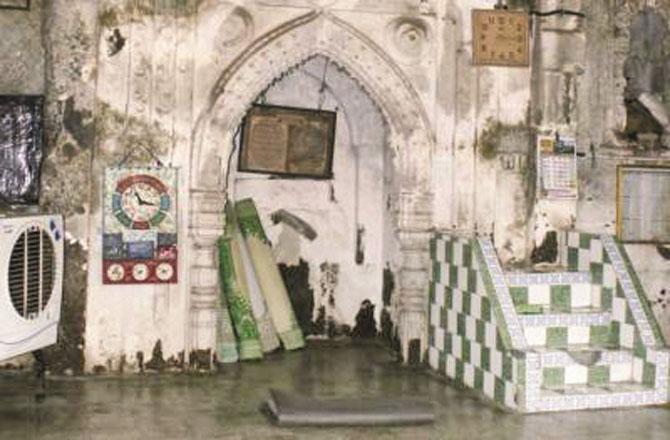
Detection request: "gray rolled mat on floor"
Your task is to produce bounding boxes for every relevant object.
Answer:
[265,389,435,427]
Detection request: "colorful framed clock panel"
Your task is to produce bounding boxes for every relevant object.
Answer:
[103,167,179,284]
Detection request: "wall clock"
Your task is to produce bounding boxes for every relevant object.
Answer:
[112,174,171,230]
[103,167,178,285]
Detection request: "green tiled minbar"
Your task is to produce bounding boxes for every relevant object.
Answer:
[549,285,571,312]
[590,326,610,346]
[546,327,568,349]
[543,368,565,388]
[588,365,610,386]
[428,231,670,413]
[428,234,519,410]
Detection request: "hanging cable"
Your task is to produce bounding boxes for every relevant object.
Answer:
[223,123,243,200]
[317,58,330,111]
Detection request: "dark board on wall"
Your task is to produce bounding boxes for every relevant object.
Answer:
[617,165,670,244]
[0,95,44,205]
[0,0,29,10]
[239,104,336,179]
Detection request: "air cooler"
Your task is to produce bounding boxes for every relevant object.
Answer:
[0,214,63,362]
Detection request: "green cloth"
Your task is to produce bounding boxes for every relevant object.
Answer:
[218,236,263,360]
[215,269,239,364]
[235,198,305,351]
[227,203,281,353]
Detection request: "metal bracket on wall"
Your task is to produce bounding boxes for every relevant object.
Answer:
[529,9,586,18]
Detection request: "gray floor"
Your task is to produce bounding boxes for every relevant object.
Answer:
[1,341,669,440]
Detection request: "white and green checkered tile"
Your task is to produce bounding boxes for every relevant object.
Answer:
[507,273,593,316]
[561,231,617,308]
[429,233,521,410]
[601,235,669,402]
[429,231,669,412]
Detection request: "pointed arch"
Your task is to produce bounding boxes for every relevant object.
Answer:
[190,10,434,191]
[187,10,435,362]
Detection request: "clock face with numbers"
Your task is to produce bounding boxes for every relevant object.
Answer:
[112,175,171,230]
[472,9,529,67]
[103,167,179,285]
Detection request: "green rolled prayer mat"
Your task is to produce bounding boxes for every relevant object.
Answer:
[218,236,263,360]
[215,274,239,364]
[235,199,305,351]
[226,203,281,353]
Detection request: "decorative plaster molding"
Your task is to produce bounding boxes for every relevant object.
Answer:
[188,10,435,360]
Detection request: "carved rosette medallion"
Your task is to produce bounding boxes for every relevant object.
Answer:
[387,17,431,63]
[216,7,254,49]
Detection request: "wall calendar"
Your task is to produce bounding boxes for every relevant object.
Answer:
[537,135,578,200]
[102,167,178,284]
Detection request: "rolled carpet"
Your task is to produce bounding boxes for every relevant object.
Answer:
[227,204,281,353]
[235,199,304,351]
[218,236,263,360]
[215,272,238,363]
[264,389,435,427]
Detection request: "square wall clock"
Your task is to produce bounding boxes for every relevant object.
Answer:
[472,9,529,67]
[103,167,178,284]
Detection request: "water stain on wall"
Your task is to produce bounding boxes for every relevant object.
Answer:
[43,240,87,374]
[279,259,315,335]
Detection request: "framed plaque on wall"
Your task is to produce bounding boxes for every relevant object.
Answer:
[617,165,670,244]
[238,104,336,179]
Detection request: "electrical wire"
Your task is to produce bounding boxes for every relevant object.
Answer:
[530,9,585,18]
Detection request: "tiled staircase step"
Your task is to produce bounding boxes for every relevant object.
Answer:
[532,382,667,411]
[525,321,614,348]
[506,271,590,286]
[533,382,663,412]
[508,281,593,310]
[542,382,652,394]
[517,305,603,315]
[536,347,633,367]
[519,310,610,327]
[538,347,635,387]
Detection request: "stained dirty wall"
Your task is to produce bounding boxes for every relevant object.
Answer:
[0,1,96,373]
[81,0,536,370]
[433,0,533,265]
[232,55,390,333]
[1,0,668,372]
[84,0,196,373]
[533,0,670,339]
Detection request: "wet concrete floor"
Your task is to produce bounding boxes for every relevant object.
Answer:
[1,341,669,439]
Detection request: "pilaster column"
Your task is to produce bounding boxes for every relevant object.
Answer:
[396,190,432,363]
[188,189,225,355]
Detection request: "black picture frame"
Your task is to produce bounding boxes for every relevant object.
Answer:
[238,104,336,179]
[0,0,30,10]
[0,95,44,205]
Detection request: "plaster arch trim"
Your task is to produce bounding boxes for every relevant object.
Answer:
[188,10,435,362]
[191,10,435,192]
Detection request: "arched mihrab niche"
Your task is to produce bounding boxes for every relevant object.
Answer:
[188,11,435,362]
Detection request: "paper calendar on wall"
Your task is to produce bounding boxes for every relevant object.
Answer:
[538,135,578,200]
